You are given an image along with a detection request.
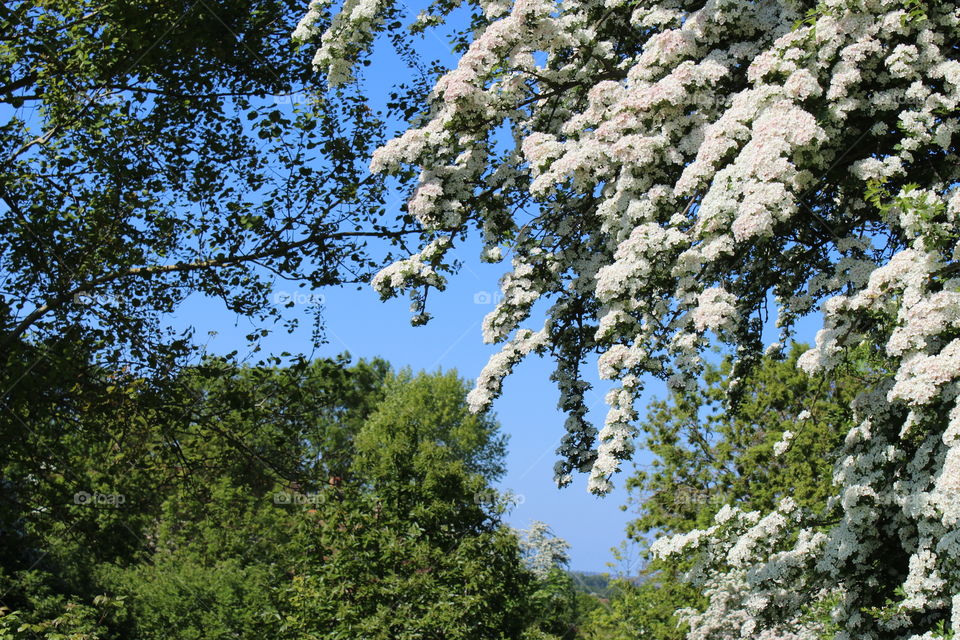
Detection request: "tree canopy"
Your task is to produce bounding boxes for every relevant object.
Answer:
[1,358,581,639]
[0,0,417,380]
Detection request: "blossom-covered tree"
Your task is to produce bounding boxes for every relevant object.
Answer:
[295,0,960,636]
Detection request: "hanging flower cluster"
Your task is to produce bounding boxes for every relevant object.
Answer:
[297,0,960,635]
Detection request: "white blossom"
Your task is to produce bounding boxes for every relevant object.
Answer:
[301,0,960,635]
[773,430,794,457]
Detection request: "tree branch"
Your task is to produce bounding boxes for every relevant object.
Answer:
[4,226,423,344]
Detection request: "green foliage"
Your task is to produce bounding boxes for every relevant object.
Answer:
[583,343,866,639]
[625,343,858,540]
[0,0,412,399]
[579,577,695,640]
[524,568,580,640]
[0,2,415,628]
[274,369,534,639]
[866,179,951,253]
[278,490,533,640]
[0,596,125,640]
[1,356,558,639]
[107,555,277,640]
[353,369,509,488]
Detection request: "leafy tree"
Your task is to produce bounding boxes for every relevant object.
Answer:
[351,369,509,487]
[0,356,388,638]
[0,0,414,629]
[276,370,537,640]
[578,578,673,640]
[0,2,413,539]
[1,359,558,639]
[516,522,580,640]
[0,0,412,372]
[94,358,395,640]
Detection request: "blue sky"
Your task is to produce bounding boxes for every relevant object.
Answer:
[172,7,825,573]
